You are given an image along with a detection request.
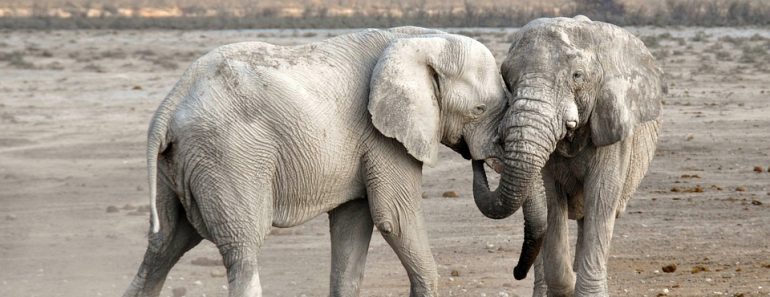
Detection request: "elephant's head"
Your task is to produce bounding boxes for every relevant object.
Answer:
[368,33,507,166]
[473,16,664,279]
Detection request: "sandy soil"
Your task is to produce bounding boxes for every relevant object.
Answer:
[1,27,769,297]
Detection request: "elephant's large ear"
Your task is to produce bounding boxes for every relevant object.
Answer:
[369,37,445,166]
[589,23,664,146]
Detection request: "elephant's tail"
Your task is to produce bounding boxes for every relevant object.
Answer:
[146,100,174,234]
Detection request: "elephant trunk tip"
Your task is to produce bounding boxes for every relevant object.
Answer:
[513,265,529,280]
[512,231,544,281]
[513,264,530,280]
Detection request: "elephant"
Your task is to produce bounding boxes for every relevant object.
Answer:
[122,26,508,297]
[471,16,664,296]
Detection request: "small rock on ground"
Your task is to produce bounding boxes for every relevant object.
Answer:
[442,191,459,198]
[662,263,677,273]
[172,287,186,297]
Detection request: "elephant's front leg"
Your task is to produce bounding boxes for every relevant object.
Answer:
[364,145,438,296]
[329,199,374,297]
[573,192,618,296]
[574,150,627,297]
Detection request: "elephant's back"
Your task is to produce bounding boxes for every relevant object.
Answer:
[165,45,371,226]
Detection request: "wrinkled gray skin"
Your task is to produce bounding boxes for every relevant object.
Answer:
[472,16,663,296]
[122,27,508,297]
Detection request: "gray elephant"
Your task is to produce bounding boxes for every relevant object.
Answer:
[471,16,664,296]
[123,27,507,297]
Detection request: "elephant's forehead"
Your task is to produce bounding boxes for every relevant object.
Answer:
[525,27,575,46]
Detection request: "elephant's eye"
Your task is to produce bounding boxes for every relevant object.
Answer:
[572,71,584,82]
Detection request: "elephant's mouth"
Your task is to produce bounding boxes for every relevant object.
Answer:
[447,136,472,160]
[446,137,503,174]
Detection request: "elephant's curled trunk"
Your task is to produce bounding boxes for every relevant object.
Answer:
[472,100,557,280]
[472,155,547,280]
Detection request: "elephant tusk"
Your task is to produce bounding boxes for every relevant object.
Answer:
[484,158,504,174]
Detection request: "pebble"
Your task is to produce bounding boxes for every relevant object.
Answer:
[210,269,226,277]
[106,206,119,213]
[442,191,459,198]
[662,263,677,273]
[171,287,186,297]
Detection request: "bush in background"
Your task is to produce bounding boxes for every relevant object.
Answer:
[0,0,769,29]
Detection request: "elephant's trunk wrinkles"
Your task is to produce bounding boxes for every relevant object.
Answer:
[472,93,557,281]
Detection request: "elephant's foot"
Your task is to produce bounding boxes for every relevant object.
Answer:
[408,281,438,297]
[547,291,575,297]
[220,246,263,297]
[575,291,606,297]
[574,278,608,297]
[123,274,161,297]
[542,277,575,297]
[532,285,548,297]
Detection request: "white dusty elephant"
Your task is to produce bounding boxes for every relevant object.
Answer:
[123,27,508,297]
[471,16,664,296]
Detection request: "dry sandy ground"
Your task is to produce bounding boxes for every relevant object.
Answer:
[1,27,769,297]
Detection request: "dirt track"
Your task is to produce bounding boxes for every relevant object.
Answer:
[1,28,769,297]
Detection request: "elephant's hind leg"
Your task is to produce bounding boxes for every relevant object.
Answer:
[195,177,273,297]
[329,199,374,297]
[123,179,203,297]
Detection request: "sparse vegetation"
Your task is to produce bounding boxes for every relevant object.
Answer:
[82,63,105,72]
[0,0,769,29]
[720,35,747,47]
[716,50,733,61]
[100,49,128,59]
[0,51,35,69]
[696,63,716,74]
[739,44,768,64]
[653,49,671,60]
[749,33,768,42]
[143,56,179,70]
[691,31,711,42]
[641,35,660,48]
